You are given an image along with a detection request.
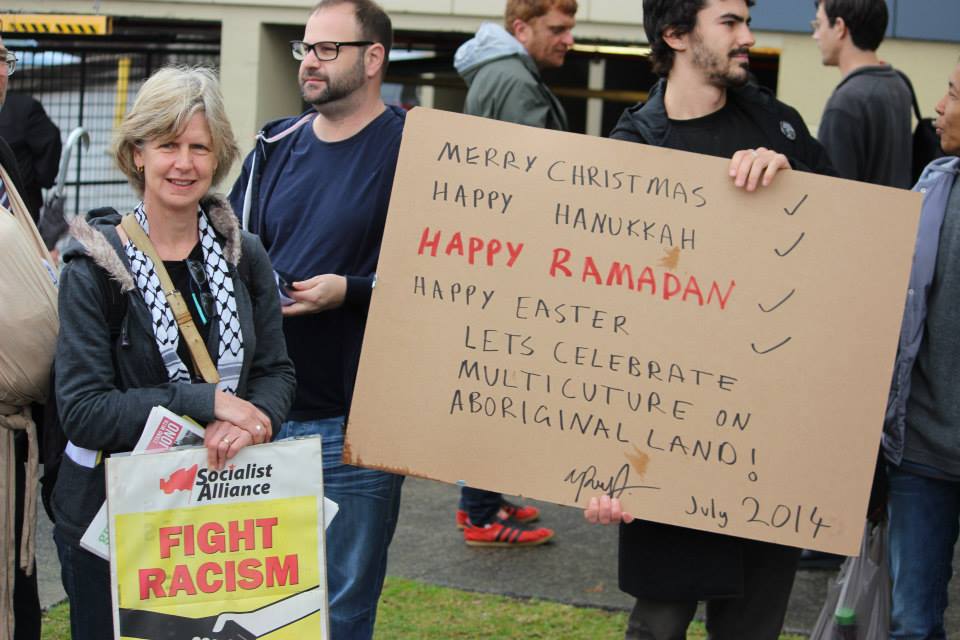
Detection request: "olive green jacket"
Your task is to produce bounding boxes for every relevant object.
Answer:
[454,23,569,131]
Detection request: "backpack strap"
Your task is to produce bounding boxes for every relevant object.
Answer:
[895,69,924,123]
[120,214,220,385]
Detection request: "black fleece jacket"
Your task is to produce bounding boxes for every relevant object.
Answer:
[611,79,834,177]
[52,201,295,546]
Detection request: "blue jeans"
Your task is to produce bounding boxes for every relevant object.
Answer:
[53,529,113,640]
[460,487,502,525]
[887,465,960,639]
[277,417,404,640]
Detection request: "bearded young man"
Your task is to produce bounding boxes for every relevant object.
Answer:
[229,1,404,638]
[586,1,833,638]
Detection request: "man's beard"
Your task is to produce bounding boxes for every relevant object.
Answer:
[300,57,365,107]
[691,35,750,89]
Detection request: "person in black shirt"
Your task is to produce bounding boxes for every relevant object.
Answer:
[586,1,833,639]
[0,33,42,640]
[812,0,912,188]
[0,92,61,220]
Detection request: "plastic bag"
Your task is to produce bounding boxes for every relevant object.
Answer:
[810,521,890,640]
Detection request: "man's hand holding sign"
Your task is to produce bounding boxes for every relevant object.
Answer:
[584,143,792,527]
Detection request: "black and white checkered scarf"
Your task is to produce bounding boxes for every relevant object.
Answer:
[124,202,244,394]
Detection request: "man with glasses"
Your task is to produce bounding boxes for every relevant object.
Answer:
[229,1,403,638]
[0,32,43,640]
[0,58,60,221]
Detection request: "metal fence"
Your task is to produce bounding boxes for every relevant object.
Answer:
[7,37,219,218]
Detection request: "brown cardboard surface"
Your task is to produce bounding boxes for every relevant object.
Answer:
[345,107,922,555]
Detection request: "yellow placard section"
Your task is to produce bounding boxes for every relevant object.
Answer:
[0,14,111,35]
[115,497,321,639]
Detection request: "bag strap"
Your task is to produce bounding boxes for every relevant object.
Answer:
[120,214,221,384]
[895,69,924,123]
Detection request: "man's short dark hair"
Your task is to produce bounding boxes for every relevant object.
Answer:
[816,0,888,51]
[643,0,755,77]
[312,0,393,75]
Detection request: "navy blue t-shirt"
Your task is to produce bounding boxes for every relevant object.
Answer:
[257,106,405,419]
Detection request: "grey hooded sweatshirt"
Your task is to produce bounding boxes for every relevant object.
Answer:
[454,23,568,131]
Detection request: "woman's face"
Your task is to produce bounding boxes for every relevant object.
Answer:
[134,111,216,216]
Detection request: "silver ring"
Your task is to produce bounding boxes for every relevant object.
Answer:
[255,424,264,433]
[222,436,232,446]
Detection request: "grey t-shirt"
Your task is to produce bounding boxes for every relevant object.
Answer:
[904,174,960,474]
[818,65,913,189]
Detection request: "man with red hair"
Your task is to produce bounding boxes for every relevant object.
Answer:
[451,0,577,545]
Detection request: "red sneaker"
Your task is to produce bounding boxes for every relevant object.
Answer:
[463,520,554,547]
[455,501,541,530]
[501,501,540,524]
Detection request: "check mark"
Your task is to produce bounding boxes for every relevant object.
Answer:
[784,194,808,216]
[751,337,793,355]
[775,232,806,257]
[758,289,796,313]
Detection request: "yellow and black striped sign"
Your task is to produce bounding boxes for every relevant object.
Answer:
[0,14,112,36]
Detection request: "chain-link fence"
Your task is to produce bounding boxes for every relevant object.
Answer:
[6,36,219,218]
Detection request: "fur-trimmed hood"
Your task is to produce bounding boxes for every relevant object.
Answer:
[63,194,242,293]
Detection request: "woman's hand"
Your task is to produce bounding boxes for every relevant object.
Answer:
[213,390,272,444]
[584,495,634,525]
[204,420,254,470]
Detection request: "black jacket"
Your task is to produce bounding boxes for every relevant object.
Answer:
[0,136,31,220]
[51,199,296,546]
[0,93,61,219]
[611,79,834,176]
[611,79,832,601]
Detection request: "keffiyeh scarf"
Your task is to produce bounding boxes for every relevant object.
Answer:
[124,203,244,393]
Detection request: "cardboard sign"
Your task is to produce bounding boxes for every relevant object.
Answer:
[107,438,329,639]
[346,108,922,555]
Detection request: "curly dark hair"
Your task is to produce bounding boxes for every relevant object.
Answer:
[644,0,755,76]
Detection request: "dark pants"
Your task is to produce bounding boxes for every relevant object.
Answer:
[887,465,960,639]
[625,546,799,640]
[460,487,502,525]
[53,529,113,640]
[13,432,40,640]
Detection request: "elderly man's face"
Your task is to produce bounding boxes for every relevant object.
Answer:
[934,63,960,156]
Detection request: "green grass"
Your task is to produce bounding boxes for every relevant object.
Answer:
[40,604,69,639]
[375,577,628,638]
[40,577,806,639]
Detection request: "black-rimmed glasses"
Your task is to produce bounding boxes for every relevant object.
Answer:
[185,259,215,324]
[1,53,17,77]
[290,40,374,62]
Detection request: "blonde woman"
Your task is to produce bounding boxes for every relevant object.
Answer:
[51,66,295,639]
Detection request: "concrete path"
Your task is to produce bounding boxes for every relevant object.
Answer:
[34,477,960,636]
